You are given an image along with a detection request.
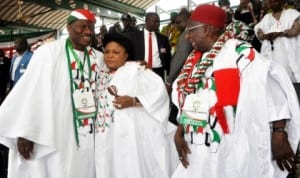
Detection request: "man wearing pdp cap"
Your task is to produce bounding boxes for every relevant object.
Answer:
[0,9,105,178]
[172,4,300,178]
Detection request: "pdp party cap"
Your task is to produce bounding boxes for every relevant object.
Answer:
[67,9,96,24]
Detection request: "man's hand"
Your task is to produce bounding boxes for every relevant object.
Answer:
[271,131,297,172]
[174,125,191,168]
[17,137,34,160]
[257,29,283,41]
[266,32,283,41]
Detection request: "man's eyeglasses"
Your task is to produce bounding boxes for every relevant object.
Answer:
[185,24,205,33]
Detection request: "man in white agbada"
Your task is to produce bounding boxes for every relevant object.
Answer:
[171,4,300,178]
[254,0,300,83]
[95,33,177,178]
[0,9,105,178]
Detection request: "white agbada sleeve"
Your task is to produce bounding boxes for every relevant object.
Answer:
[98,62,177,178]
[134,63,179,173]
[0,39,105,178]
[110,62,170,125]
[0,43,58,159]
[266,65,291,122]
[237,47,300,178]
[135,65,170,126]
[266,62,300,178]
[267,63,300,143]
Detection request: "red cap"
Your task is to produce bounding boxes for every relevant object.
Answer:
[190,4,226,29]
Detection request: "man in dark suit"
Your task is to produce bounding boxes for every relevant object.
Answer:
[125,12,171,80]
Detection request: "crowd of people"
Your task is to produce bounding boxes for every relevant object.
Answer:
[0,0,300,178]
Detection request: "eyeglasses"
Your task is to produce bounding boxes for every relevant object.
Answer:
[185,24,205,33]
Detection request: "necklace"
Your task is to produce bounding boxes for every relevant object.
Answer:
[177,31,232,96]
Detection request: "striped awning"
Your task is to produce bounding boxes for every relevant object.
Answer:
[117,0,159,10]
[0,0,70,30]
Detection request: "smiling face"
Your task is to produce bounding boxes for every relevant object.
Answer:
[67,19,95,51]
[185,20,211,52]
[103,41,128,72]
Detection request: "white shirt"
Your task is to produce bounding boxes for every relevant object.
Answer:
[11,54,22,81]
[254,9,300,82]
[144,29,162,68]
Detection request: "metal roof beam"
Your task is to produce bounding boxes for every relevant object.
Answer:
[84,0,145,17]
[23,0,146,17]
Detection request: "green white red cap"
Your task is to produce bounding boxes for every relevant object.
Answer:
[67,9,96,24]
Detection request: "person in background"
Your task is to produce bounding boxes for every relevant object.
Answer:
[234,0,262,51]
[0,9,105,178]
[108,25,116,33]
[92,24,108,52]
[114,22,122,33]
[165,8,193,125]
[161,12,181,55]
[131,16,138,30]
[234,0,258,25]
[0,50,10,105]
[294,0,300,11]
[251,0,263,21]
[255,0,300,84]
[9,37,33,89]
[121,14,137,32]
[108,22,122,33]
[166,8,193,90]
[172,4,300,178]
[218,0,231,9]
[125,12,171,80]
[95,32,177,178]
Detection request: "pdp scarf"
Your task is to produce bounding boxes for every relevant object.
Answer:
[177,20,250,96]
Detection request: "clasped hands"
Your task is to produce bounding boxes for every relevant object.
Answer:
[257,29,283,41]
[257,25,300,40]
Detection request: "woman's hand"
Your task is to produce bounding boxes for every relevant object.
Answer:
[174,125,191,168]
[112,95,135,109]
[17,137,34,160]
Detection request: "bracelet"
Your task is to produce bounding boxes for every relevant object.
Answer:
[273,127,286,132]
